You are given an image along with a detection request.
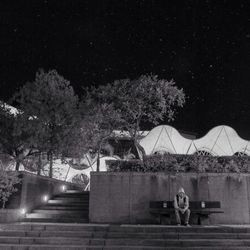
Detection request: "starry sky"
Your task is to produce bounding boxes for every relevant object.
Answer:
[1,0,250,138]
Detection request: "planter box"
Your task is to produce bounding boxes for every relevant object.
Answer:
[90,172,250,225]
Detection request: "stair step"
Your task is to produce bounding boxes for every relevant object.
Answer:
[45,201,89,205]
[26,213,88,219]
[65,190,88,194]
[41,205,89,210]
[0,224,105,231]
[4,224,250,234]
[47,200,88,205]
[55,196,89,200]
[32,209,88,214]
[103,238,250,247]
[0,246,249,250]
[3,224,250,234]
[23,218,89,223]
[94,232,250,239]
[105,226,250,234]
[0,237,250,247]
[35,230,94,237]
[1,230,250,240]
[0,236,91,245]
[56,193,89,198]
[53,198,89,202]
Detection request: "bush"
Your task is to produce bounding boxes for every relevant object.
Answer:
[71,173,89,190]
[106,154,250,173]
[0,163,21,208]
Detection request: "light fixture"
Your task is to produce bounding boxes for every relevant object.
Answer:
[20,208,26,215]
[61,185,66,192]
[201,201,206,208]
[42,195,49,202]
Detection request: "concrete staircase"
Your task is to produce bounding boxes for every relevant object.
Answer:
[0,224,250,249]
[24,190,89,223]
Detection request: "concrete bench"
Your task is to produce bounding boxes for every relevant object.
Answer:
[149,201,223,225]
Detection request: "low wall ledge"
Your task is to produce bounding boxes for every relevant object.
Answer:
[90,172,250,177]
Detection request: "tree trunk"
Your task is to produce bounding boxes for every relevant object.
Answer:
[48,152,53,178]
[96,149,100,172]
[37,153,42,176]
[134,140,146,162]
[15,161,20,171]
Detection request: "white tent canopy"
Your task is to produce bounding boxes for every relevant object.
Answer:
[139,125,250,156]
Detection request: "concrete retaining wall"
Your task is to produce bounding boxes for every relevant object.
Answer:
[6,171,81,213]
[89,172,250,224]
[0,209,25,223]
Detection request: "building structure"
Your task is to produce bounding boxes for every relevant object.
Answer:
[140,125,250,156]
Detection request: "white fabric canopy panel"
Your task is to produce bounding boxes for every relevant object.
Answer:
[139,125,250,156]
[139,125,192,155]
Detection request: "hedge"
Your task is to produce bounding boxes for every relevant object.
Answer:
[106,154,250,173]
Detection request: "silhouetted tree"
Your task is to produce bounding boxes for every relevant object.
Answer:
[13,69,80,177]
[80,96,123,171]
[84,74,185,161]
[0,102,36,170]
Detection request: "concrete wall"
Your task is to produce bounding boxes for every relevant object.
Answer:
[0,209,25,223]
[7,171,81,213]
[89,172,250,224]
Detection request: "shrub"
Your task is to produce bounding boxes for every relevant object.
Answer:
[71,173,89,190]
[106,154,250,173]
[0,163,21,208]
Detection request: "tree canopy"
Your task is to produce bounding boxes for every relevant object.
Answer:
[84,74,185,159]
[13,69,80,177]
[79,90,123,170]
[0,102,34,170]
[0,71,185,175]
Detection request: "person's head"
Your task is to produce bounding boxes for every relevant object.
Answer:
[177,187,185,198]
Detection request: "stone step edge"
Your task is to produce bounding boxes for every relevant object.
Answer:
[1,236,250,242]
[2,230,250,237]
[3,227,250,233]
[0,244,172,250]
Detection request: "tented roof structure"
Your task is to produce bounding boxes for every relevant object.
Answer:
[139,125,250,156]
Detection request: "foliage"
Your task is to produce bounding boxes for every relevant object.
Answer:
[71,173,89,190]
[13,69,80,177]
[107,154,250,173]
[80,89,123,171]
[85,75,185,160]
[22,152,48,173]
[0,163,21,208]
[0,102,35,170]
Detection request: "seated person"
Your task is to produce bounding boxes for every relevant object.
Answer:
[174,187,190,226]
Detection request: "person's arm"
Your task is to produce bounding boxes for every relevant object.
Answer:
[174,195,179,209]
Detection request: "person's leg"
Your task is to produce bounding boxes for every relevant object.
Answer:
[184,209,191,225]
[175,209,181,225]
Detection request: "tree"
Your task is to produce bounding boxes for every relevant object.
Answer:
[0,161,21,208]
[0,102,36,171]
[71,173,89,190]
[86,74,185,160]
[13,69,80,177]
[80,94,123,171]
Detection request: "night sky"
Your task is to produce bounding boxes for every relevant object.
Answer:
[1,0,250,138]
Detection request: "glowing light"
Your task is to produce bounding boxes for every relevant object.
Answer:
[61,185,66,191]
[43,195,49,202]
[20,208,26,215]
